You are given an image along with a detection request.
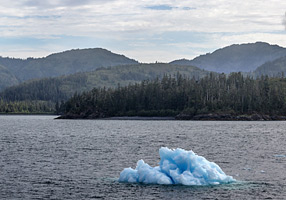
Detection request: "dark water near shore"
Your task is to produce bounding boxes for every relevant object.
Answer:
[1,115,286,199]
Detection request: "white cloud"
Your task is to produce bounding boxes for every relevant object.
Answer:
[213,32,286,47]
[0,0,285,62]
[283,12,286,30]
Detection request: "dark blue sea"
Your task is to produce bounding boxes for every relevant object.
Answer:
[1,115,286,199]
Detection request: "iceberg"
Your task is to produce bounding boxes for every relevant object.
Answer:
[119,147,236,185]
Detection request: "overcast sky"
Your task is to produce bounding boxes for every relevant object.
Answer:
[0,0,285,62]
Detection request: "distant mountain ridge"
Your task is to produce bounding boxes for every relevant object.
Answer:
[1,42,286,93]
[170,42,286,73]
[0,48,138,87]
[253,55,286,77]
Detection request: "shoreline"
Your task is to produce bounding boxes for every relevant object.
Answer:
[103,116,175,120]
[56,113,286,121]
[0,113,57,115]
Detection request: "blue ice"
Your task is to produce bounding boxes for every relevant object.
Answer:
[119,147,236,185]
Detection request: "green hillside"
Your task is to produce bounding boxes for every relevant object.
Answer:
[0,65,19,91]
[0,63,210,104]
[2,42,286,93]
[0,48,138,91]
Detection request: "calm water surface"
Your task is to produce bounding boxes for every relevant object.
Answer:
[0,115,286,199]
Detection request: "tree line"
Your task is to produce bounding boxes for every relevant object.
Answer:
[0,99,55,114]
[59,72,286,118]
[0,73,88,102]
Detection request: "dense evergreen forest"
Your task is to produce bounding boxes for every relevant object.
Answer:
[0,64,209,114]
[0,100,55,114]
[58,72,286,119]
[0,74,87,114]
[1,73,88,102]
[0,64,208,103]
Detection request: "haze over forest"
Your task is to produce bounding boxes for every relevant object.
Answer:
[1,41,286,117]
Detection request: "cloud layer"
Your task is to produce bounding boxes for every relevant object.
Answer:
[283,12,286,30]
[0,0,285,62]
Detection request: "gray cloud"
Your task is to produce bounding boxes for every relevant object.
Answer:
[22,0,113,8]
[283,12,286,30]
[1,0,286,62]
[2,15,61,19]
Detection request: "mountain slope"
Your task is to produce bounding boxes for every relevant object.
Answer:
[170,42,286,73]
[253,56,286,77]
[0,48,138,83]
[0,63,211,102]
[0,65,19,91]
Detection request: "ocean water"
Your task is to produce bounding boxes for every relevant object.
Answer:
[0,115,286,199]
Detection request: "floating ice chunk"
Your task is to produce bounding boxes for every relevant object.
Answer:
[119,159,173,185]
[119,147,236,185]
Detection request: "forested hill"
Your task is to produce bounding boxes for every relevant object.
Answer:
[0,48,138,89]
[253,56,286,77]
[0,63,210,103]
[2,42,286,92]
[58,73,286,120]
[0,65,19,91]
[170,42,286,73]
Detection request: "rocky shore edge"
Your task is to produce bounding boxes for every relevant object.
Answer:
[175,113,286,121]
[56,113,286,121]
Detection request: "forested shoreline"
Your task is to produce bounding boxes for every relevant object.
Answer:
[57,72,286,120]
[2,72,286,120]
[0,100,55,114]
